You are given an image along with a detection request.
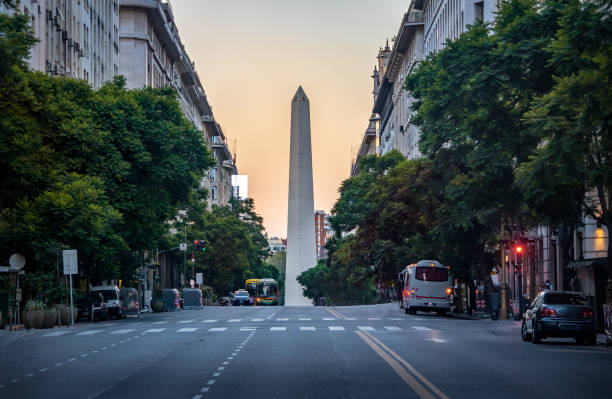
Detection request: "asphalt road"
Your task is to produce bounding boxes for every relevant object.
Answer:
[1,303,610,399]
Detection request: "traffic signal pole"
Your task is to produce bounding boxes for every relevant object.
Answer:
[500,239,509,320]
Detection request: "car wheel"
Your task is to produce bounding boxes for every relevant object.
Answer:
[521,321,532,342]
[531,321,542,344]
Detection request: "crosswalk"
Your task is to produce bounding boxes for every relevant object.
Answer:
[45,325,440,337]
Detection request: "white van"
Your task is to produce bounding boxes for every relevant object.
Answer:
[400,260,452,316]
[91,285,122,319]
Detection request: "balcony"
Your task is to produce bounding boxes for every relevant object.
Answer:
[211,136,225,147]
[222,159,234,169]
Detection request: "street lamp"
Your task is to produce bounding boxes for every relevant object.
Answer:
[184,221,194,287]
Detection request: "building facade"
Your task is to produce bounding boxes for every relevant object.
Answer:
[2,0,120,88]
[314,210,333,259]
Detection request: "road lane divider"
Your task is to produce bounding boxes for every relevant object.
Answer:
[363,331,450,399]
[326,307,346,320]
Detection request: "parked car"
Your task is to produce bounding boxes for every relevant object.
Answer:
[77,292,108,322]
[90,285,121,319]
[182,288,203,309]
[119,287,140,317]
[232,290,251,306]
[522,290,596,345]
[91,285,122,319]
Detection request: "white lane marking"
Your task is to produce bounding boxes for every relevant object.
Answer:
[368,318,381,320]
[81,353,88,357]
[68,358,76,362]
[223,361,229,365]
[91,350,98,354]
[426,338,447,343]
[101,347,108,350]
[412,326,432,331]
[385,326,402,331]
[227,357,234,360]
[55,363,63,367]
[43,331,69,337]
[26,373,34,377]
[110,344,117,347]
[39,368,48,372]
[0,384,4,388]
[76,330,103,336]
[207,379,216,385]
[10,379,18,383]
[144,328,166,333]
[202,319,217,323]
[240,327,257,331]
[329,326,345,331]
[251,318,264,322]
[412,318,426,321]
[201,387,210,393]
[389,318,402,320]
[193,395,202,399]
[235,349,241,352]
[270,327,286,331]
[152,321,168,325]
[218,367,225,370]
[177,328,197,332]
[178,320,196,324]
[209,327,226,332]
[276,318,289,321]
[110,329,135,335]
[231,353,237,356]
[119,341,126,344]
[323,317,336,321]
[299,318,311,321]
[228,319,242,322]
[300,327,316,331]
[213,372,221,377]
[345,317,357,320]
[358,326,375,331]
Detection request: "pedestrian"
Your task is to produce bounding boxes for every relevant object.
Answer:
[545,279,553,290]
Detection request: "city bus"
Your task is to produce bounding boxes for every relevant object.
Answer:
[400,260,452,316]
[255,278,279,306]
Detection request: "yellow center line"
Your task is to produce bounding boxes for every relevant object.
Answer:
[364,332,450,399]
[326,307,345,320]
[356,331,436,399]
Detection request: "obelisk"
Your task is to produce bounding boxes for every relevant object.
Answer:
[285,86,316,306]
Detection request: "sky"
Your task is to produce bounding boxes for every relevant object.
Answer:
[172,0,408,237]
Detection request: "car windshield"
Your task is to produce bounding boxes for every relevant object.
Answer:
[97,290,118,301]
[83,293,102,304]
[257,283,278,298]
[235,292,248,297]
[544,293,589,305]
[415,267,448,282]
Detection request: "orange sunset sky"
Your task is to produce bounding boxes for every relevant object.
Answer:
[172,0,407,237]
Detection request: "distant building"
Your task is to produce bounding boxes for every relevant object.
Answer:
[267,236,286,254]
[1,0,120,89]
[314,210,333,259]
[231,175,249,200]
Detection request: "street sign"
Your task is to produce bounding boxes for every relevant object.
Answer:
[62,250,78,275]
[196,273,203,285]
[180,243,187,251]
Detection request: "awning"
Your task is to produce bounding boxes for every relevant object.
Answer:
[566,258,607,268]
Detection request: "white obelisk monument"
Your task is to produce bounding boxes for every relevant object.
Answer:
[285,86,316,306]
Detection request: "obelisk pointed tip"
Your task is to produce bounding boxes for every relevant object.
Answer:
[293,86,308,101]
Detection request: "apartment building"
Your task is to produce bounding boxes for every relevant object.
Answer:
[2,0,120,88]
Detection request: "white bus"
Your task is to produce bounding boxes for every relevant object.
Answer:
[400,260,452,316]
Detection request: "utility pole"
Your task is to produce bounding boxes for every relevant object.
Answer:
[500,234,509,320]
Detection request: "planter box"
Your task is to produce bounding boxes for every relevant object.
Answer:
[24,309,44,329]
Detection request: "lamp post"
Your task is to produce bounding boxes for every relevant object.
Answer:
[183,221,194,287]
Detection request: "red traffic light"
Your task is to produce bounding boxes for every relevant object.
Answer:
[194,240,200,245]
[515,245,523,254]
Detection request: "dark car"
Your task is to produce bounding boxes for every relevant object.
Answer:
[77,292,108,322]
[232,290,251,306]
[522,290,596,345]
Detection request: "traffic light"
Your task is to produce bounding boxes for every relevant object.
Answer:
[515,244,523,265]
[194,239,205,252]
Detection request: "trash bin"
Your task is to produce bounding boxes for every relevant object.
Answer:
[162,289,181,312]
[182,289,203,309]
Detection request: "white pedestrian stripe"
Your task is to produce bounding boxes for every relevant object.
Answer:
[300,327,316,331]
[76,330,103,336]
[358,326,375,331]
[412,326,432,331]
[202,319,217,323]
[299,318,311,321]
[43,331,69,337]
[177,328,198,332]
[209,327,227,332]
[323,317,336,321]
[240,327,257,331]
[368,318,381,320]
[179,320,196,324]
[276,318,289,321]
[110,329,135,335]
[270,327,286,331]
[426,338,447,343]
[228,319,242,322]
[251,318,264,322]
[144,328,166,333]
[152,321,168,325]
[207,380,216,385]
[345,317,357,320]
[329,326,345,331]
[385,326,402,331]
[389,318,402,321]
[201,387,210,393]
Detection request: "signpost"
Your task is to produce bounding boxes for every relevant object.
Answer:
[196,273,203,286]
[62,250,78,326]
